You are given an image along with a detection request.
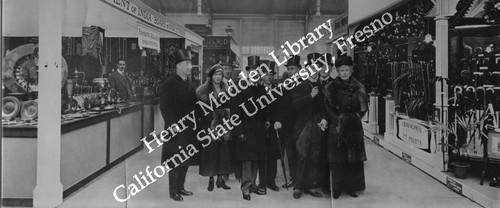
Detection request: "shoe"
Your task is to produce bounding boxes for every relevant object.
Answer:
[216,180,231,190]
[293,189,302,199]
[267,183,279,192]
[243,194,251,200]
[347,192,358,198]
[304,190,323,198]
[253,188,266,195]
[170,194,183,201]
[282,180,294,188]
[208,177,214,192]
[333,192,340,199]
[178,190,193,196]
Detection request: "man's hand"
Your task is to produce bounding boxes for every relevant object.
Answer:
[311,86,319,98]
[265,121,271,130]
[238,134,246,143]
[318,119,328,131]
[274,121,282,130]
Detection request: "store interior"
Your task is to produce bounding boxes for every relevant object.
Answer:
[1,0,500,207]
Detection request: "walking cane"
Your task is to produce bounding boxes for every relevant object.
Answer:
[275,129,289,190]
[264,128,269,192]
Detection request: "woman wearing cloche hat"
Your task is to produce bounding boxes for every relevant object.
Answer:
[196,64,234,192]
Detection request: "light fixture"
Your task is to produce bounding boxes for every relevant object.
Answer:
[225,26,233,37]
[424,33,433,43]
[423,17,433,44]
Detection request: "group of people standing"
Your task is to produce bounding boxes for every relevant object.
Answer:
[159,48,369,202]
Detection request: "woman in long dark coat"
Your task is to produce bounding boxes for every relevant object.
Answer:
[196,64,233,191]
[323,55,368,199]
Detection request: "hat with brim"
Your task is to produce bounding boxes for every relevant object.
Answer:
[172,49,192,66]
[220,55,233,67]
[334,55,353,68]
[247,56,260,68]
[285,55,301,68]
[306,53,323,67]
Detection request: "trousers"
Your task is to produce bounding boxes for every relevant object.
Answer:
[169,166,189,196]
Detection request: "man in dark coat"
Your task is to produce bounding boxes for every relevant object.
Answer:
[159,49,199,201]
[274,55,301,188]
[233,56,267,200]
[324,55,368,199]
[108,59,133,101]
[291,53,325,199]
[258,61,281,192]
[317,53,335,194]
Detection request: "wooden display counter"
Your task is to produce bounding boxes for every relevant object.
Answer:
[2,104,144,206]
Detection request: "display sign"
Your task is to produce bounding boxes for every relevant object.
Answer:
[402,152,412,164]
[488,131,500,160]
[397,118,431,153]
[137,24,160,51]
[203,37,231,49]
[446,177,463,195]
[104,0,186,37]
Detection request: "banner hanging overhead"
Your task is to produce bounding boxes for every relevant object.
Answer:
[103,0,186,37]
[138,24,160,51]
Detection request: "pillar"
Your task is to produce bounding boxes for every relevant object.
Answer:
[33,0,63,207]
[434,15,449,125]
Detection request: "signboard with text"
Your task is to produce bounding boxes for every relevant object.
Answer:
[103,0,186,37]
[203,37,231,49]
[138,24,160,51]
[396,117,431,153]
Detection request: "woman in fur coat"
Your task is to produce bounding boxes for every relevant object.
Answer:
[196,64,234,191]
[323,55,368,199]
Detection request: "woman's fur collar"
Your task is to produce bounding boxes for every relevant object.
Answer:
[196,81,214,102]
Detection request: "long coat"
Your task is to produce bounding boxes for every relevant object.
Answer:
[196,81,234,176]
[233,84,268,161]
[324,77,368,163]
[292,79,326,160]
[160,75,200,166]
[108,71,133,100]
[262,83,281,160]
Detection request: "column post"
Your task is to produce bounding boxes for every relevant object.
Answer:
[33,0,63,207]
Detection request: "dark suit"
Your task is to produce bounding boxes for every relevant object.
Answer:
[159,74,200,196]
[258,83,280,188]
[233,84,268,194]
[108,71,133,100]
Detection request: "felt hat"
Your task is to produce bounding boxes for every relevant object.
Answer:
[247,56,260,70]
[285,55,301,68]
[306,53,323,67]
[334,55,353,68]
[172,49,192,66]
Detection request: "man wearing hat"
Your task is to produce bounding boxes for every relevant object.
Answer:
[290,53,325,199]
[317,53,335,195]
[220,55,235,85]
[257,60,281,192]
[159,49,199,202]
[274,55,301,188]
[233,56,267,200]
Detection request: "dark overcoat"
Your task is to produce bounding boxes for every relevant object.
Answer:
[196,81,234,176]
[262,83,281,160]
[160,75,200,166]
[233,84,268,161]
[324,77,368,163]
[292,79,326,160]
